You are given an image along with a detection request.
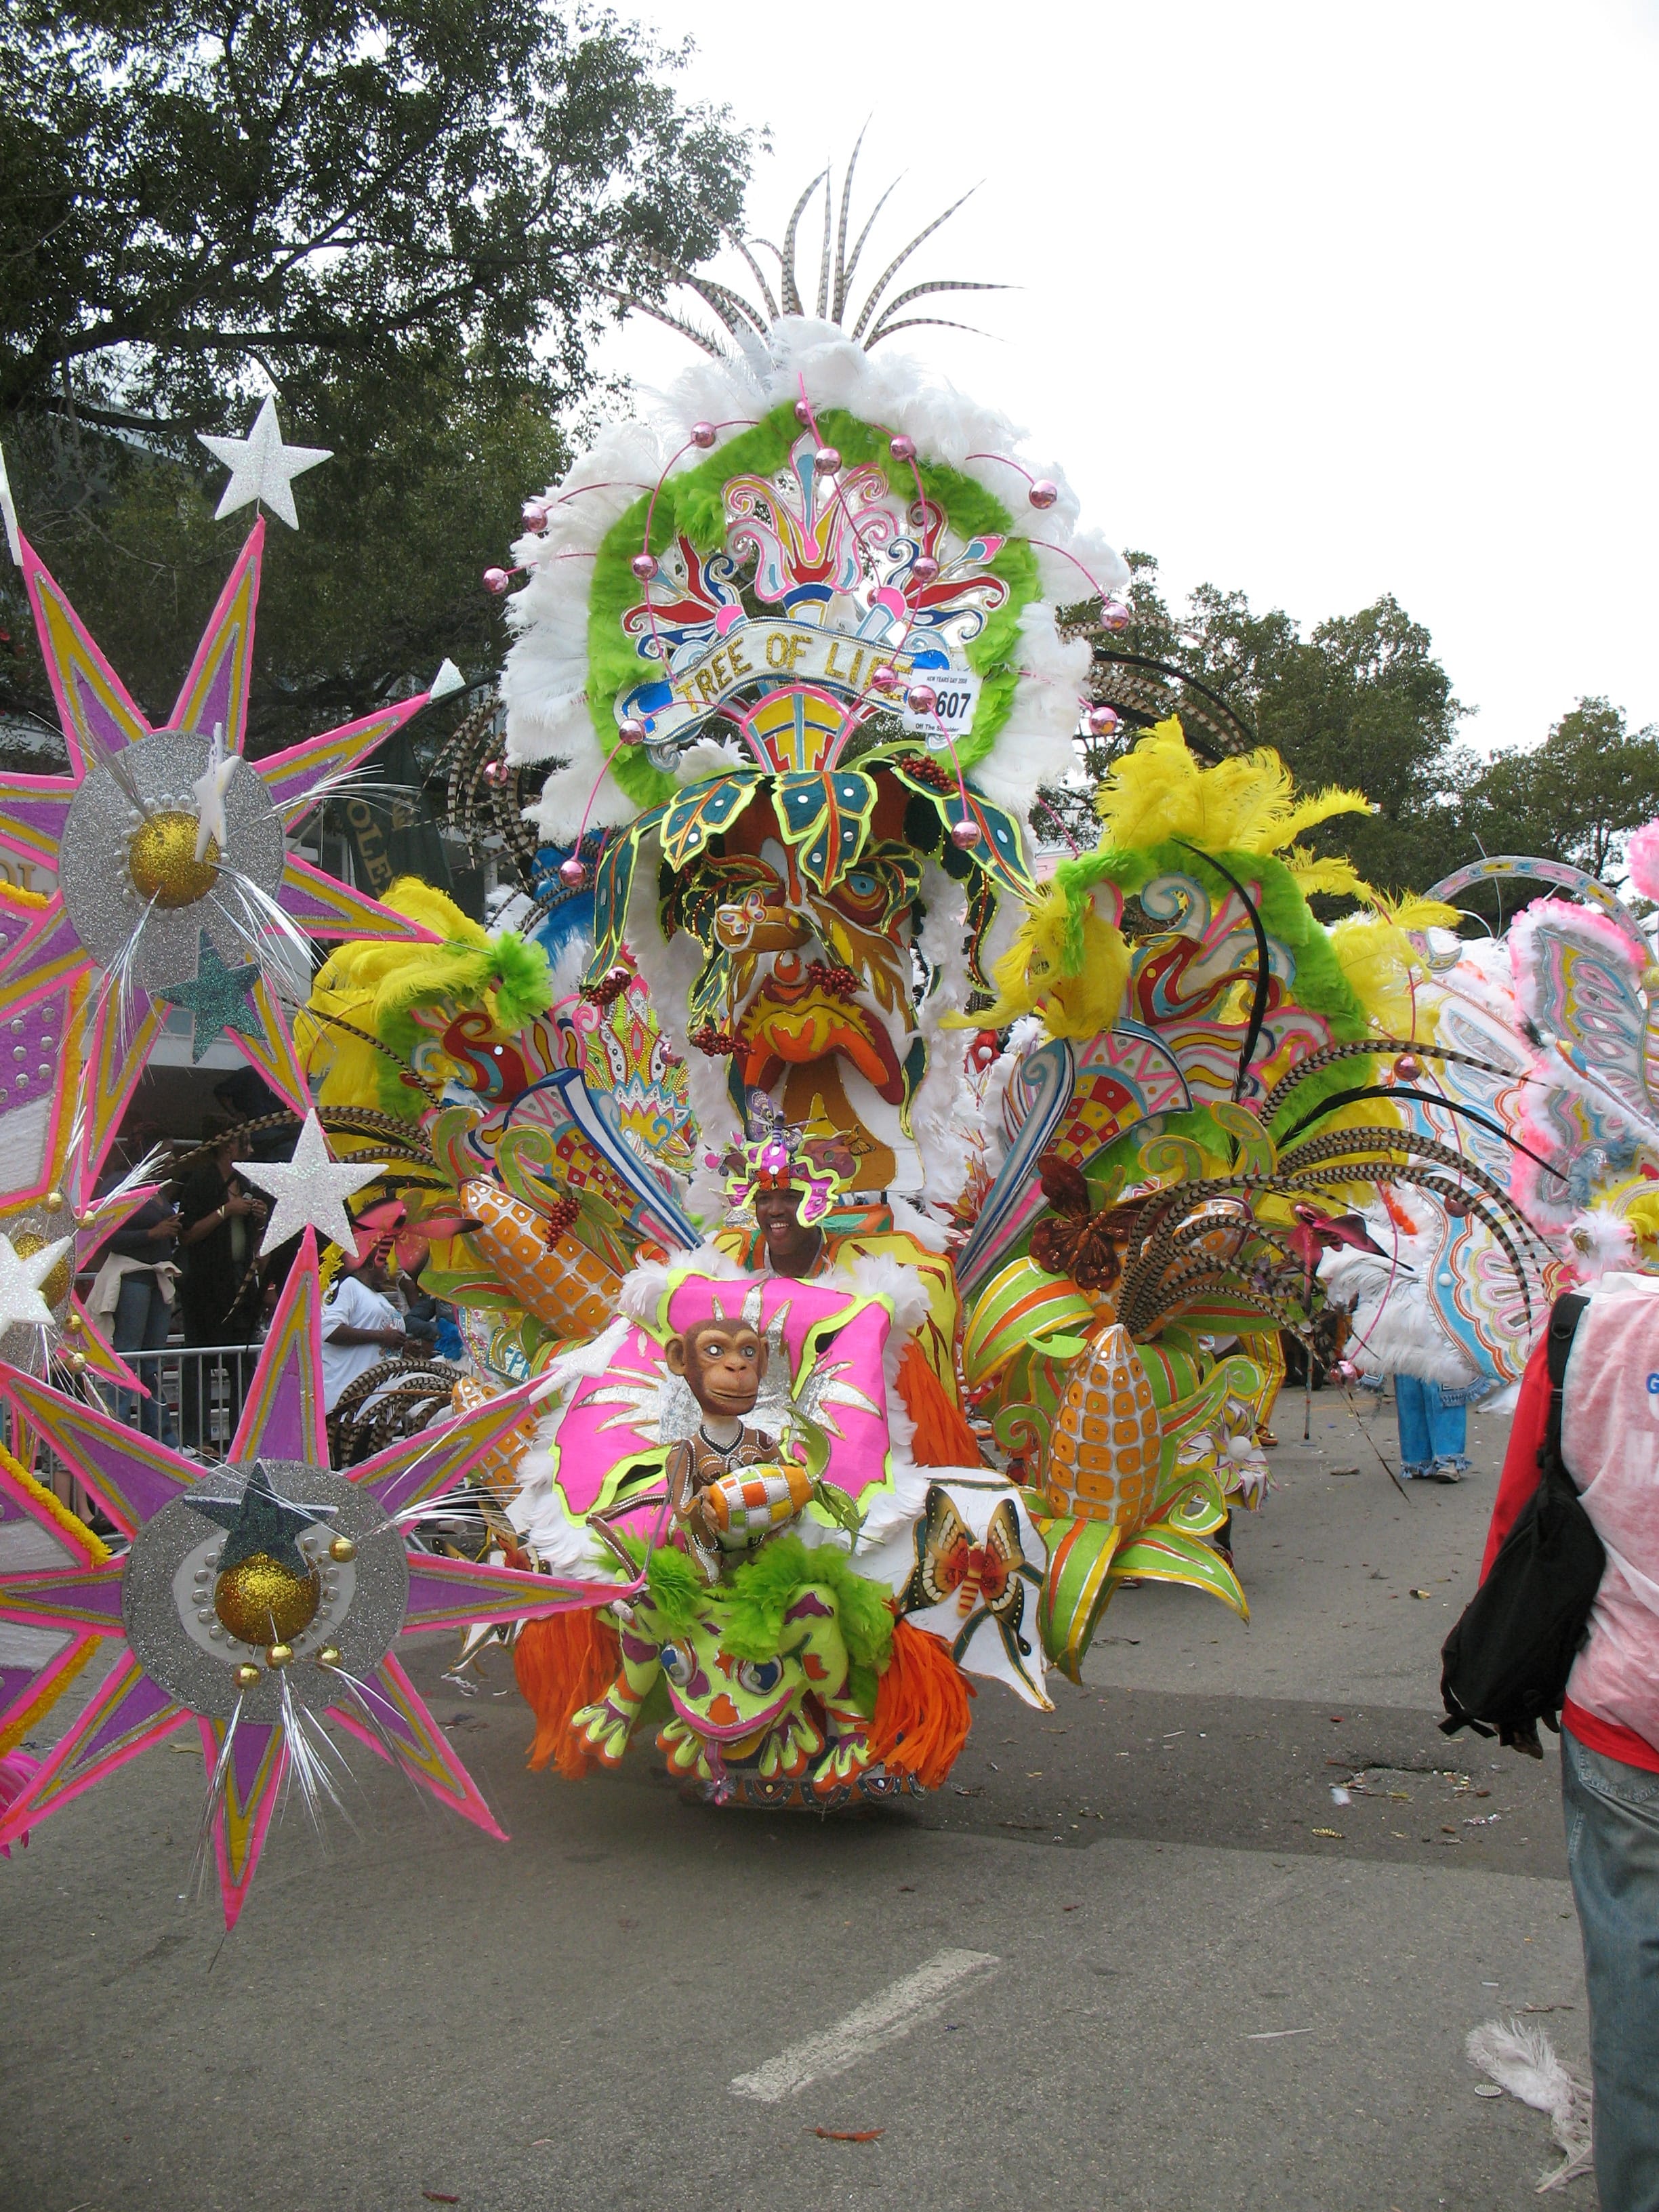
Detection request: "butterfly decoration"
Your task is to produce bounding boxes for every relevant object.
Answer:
[902,1483,1047,1706]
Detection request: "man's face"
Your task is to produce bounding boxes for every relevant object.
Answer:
[666,1320,767,1420]
[754,1184,813,1257]
[359,1250,392,1293]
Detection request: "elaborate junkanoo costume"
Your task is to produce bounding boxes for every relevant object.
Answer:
[0,161,1636,1916]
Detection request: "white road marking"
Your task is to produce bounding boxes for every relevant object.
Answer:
[729,1946,1002,2102]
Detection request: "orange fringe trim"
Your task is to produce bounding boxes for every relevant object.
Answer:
[513,1609,621,1779]
[868,1616,974,1789]
[897,1339,982,1467]
[1380,1186,1419,1237]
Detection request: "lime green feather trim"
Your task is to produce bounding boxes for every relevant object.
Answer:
[639,1534,895,1673]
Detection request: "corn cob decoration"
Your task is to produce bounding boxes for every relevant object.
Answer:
[449,1374,542,1495]
[1043,1321,1162,1526]
[459,1179,622,1343]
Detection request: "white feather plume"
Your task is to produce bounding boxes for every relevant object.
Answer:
[504,319,1122,840]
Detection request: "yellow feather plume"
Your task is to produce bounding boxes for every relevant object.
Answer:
[1095,718,1372,857]
[299,878,551,1113]
[949,881,1130,1042]
[1326,894,1461,1036]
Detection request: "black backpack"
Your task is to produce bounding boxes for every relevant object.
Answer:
[1439,1292,1605,1758]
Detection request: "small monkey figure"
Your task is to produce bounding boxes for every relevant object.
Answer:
[663,1317,811,1571]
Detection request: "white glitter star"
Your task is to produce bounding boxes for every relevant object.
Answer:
[237,1112,386,1258]
[0,1231,73,1332]
[191,722,237,862]
[198,398,332,531]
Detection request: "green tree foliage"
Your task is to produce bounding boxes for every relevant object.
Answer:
[1061,561,1659,908]
[1081,556,1469,895]
[0,0,753,758]
[1457,698,1659,888]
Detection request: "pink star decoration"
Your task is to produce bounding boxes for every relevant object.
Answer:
[0,1233,612,1927]
[0,520,446,1187]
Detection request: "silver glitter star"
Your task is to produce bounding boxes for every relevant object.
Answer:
[236,1111,386,1258]
[0,1230,73,1332]
[198,398,331,531]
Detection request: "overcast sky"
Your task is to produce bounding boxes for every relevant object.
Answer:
[601,0,1659,760]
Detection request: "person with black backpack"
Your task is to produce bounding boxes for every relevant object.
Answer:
[1450,1279,1659,2211]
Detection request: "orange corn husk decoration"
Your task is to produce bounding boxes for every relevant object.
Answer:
[896,1339,983,1469]
[461,1179,622,1342]
[869,1616,975,1788]
[449,1375,541,1494]
[514,1609,622,1778]
[1044,1321,1162,1525]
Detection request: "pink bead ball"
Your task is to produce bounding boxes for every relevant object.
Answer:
[815,446,841,474]
[483,758,510,785]
[1028,479,1059,510]
[558,857,587,888]
[889,434,917,464]
[1100,599,1131,630]
[794,398,813,424]
[912,554,940,586]
[949,817,980,850]
[482,567,512,595]
[870,663,899,693]
[520,499,549,533]
[1086,704,1120,737]
[1446,1193,1471,1219]
[689,421,717,449]
[630,551,657,582]
[906,682,938,715]
[617,717,647,747]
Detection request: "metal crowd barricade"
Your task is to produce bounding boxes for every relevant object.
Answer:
[14,1344,258,1535]
[100,1343,258,1461]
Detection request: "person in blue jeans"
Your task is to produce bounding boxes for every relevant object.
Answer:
[1483,1276,1659,2209]
[100,1193,182,1443]
[1393,1371,1471,1482]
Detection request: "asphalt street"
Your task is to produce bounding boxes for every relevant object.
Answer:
[0,1388,1593,2212]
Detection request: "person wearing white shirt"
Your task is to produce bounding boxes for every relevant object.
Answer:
[320,1248,409,1414]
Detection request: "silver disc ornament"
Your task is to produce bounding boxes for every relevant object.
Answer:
[57,730,285,996]
[120,1458,409,1723]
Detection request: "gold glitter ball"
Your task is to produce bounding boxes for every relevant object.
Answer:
[317,1645,342,1668]
[265,1641,295,1669]
[44,1189,64,1212]
[12,1230,70,1308]
[234,1662,261,1689]
[328,1534,357,1563]
[127,811,220,909]
[213,1553,320,1644]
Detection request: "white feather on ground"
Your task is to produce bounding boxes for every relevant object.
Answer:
[1466,2018,1594,2191]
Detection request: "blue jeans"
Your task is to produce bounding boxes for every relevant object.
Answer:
[1563,1729,1659,2211]
[106,1271,176,1444]
[1393,1372,1468,1477]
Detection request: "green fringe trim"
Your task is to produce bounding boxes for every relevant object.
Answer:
[641,1534,895,1675]
[586,405,1038,809]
